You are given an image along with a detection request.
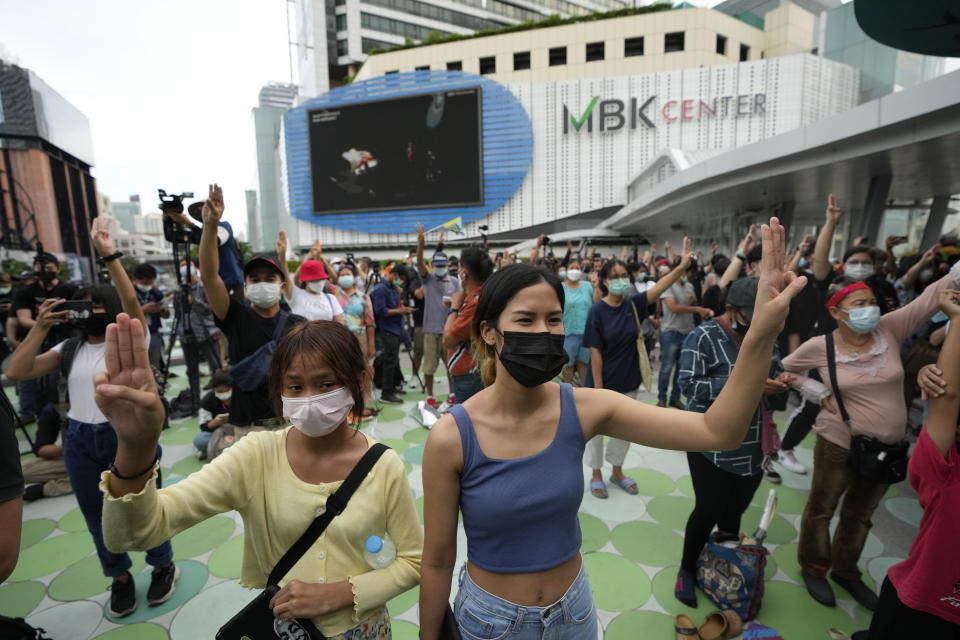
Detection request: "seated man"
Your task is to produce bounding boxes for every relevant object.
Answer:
[21,403,73,500]
[194,371,232,459]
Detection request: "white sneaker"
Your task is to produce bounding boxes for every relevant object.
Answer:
[778,449,807,474]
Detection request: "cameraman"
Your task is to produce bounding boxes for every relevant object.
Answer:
[163,201,245,303]
[10,253,76,424]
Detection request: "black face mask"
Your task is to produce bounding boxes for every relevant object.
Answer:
[38,270,56,283]
[497,331,567,387]
[84,313,112,337]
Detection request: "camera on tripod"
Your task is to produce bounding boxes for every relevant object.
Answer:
[159,189,195,244]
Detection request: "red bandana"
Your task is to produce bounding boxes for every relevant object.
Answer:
[825,281,870,309]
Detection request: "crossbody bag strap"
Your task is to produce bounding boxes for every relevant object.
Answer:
[270,311,289,343]
[268,443,389,585]
[824,333,851,426]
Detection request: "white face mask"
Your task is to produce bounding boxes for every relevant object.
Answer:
[282,387,355,437]
[844,263,874,281]
[339,275,355,289]
[215,390,232,401]
[0,286,10,295]
[307,280,326,294]
[246,282,282,308]
[558,270,566,280]
[566,269,582,282]
[135,283,152,293]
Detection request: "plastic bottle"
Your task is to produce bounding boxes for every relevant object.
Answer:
[363,534,396,570]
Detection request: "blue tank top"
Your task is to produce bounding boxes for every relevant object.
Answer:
[450,383,586,573]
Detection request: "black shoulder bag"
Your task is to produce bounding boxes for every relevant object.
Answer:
[825,333,909,484]
[217,443,389,640]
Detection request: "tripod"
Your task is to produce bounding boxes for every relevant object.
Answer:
[1,382,37,456]
[158,235,204,417]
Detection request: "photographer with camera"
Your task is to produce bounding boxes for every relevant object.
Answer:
[160,190,245,303]
[132,263,169,373]
[170,259,222,417]
[10,252,77,424]
[199,184,304,427]
[5,216,179,617]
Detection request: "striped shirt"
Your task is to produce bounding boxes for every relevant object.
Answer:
[677,319,782,476]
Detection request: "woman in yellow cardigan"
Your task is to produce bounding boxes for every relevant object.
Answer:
[95,317,422,639]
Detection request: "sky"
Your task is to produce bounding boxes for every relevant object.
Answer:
[0,0,293,239]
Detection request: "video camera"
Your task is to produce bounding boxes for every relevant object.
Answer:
[159,189,196,244]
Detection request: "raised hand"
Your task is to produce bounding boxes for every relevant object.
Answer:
[739,224,757,255]
[680,237,693,266]
[937,289,960,319]
[920,243,941,265]
[825,193,842,224]
[91,216,114,257]
[748,217,808,341]
[202,183,224,225]
[918,363,947,400]
[277,230,288,260]
[93,313,165,447]
[416,222,425,243]
[308,240,323,260]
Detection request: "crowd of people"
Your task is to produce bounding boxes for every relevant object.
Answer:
[0,187,957,639]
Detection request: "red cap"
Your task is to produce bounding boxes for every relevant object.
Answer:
[299,260,328,282]
[656,258,670,267]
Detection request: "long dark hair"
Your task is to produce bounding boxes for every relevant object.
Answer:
[268,321,366,423]
[471,264,564,386]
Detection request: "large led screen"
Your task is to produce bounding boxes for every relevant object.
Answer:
[308,87,483,215]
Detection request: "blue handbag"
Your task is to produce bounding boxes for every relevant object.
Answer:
[696,531,768,621]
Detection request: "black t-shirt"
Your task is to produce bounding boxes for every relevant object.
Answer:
[11,281,79,342]
[199,391,230,432]
[0,403,24,503]
[33,404,62,453]
[780,271,823,353]
[404,272,425,327]
[215,299,303,426]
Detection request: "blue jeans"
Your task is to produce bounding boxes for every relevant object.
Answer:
[15,378,40,419]
[452,371,484,404]
[193,430,212,455]
[658,330,685,403]
[148,331,163,370]
[455,562,598,640]
[63,419,173,578]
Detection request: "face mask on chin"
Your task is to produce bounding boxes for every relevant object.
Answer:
[246,282,282,308]
[282,387,356,437]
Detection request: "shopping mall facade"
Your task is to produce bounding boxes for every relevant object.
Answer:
[278,2,960,256]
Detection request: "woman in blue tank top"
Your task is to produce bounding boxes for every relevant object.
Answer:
[418,218,808,640]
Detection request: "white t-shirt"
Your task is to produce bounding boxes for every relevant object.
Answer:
[289,285,343,321]
[52,339,108,424]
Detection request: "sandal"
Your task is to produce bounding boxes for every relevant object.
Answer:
[590,480,608,499]
[610,475,639,495]
[698,610,742,640]
[675,614,700,639]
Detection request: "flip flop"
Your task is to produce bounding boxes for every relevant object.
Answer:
[590,480,608,499]
[675,614,700,639]
[610,475,639,495]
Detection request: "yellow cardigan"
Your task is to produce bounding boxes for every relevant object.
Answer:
[101,428,422,636]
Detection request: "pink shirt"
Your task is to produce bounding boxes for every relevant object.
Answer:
[782,271,959,449]
[887,428,960,625]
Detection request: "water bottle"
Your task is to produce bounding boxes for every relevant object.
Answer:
[363,534,396,570]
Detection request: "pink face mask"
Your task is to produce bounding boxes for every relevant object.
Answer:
[281,387,355,437]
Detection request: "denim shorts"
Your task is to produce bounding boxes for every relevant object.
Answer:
[454,563,598,640]
[563,334,591,366]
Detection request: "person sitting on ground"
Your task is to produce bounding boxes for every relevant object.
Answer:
[194,371,233,459]
[278,233,344,323]
[21,403,73,500]
[199,185,304,428]
[98,317,422,637]
[132,262,168,373]
[5,216,178,617]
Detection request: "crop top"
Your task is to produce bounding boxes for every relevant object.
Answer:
[450,382,586,573]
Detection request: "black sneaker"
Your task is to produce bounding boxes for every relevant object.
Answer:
[380,393,403,405]
[147,564,181,606]
[802,570,836,607]
[110,573,137,618]
[23,484,44,502]
[762,456,782,484]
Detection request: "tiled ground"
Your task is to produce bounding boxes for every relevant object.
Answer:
[2,354,922,639]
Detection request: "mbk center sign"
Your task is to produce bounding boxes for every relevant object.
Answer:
[562,92,768,133]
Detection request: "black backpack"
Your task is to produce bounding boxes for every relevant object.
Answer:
[0,615,52,639]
